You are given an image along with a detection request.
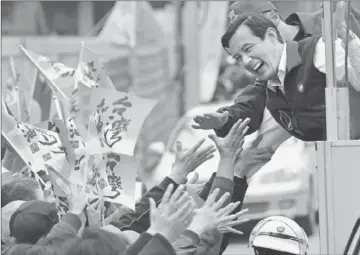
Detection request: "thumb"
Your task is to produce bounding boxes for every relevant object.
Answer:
[187,172,199,184]
[208,134,220,148]
[250,134,263,148]
[221,111,229,121]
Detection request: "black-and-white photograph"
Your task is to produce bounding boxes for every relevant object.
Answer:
[1,1,360,255]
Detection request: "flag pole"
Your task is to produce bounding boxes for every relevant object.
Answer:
[9,57,23,120]
[74,41,85,92]
[19,45,68,100]
[19,45,68,121]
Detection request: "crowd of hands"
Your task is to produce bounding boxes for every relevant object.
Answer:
[56,116,273,250]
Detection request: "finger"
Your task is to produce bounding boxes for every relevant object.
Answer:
[97,198,104,213]
[187,172,199,184]
[222,218,250,227]
[250,134,263,148]
[208,134,220,148]
[175,191,191,207]
[221,226,244,235]
[235,147,243,162]
[194,116,206,123]
[149,198,156,219]
[196,145,216,161]
[194,115,206,120]
[233,208,249,218]
[203,113,218,119]
[205,188,220,206]
[176,201,195,222]
[162,184,174,204]
[176,141,183,157]
[196,153,215,167]
[236,118,250,137]
[212,192,231,211]
[217,201,240,217]
[228,118,243,137]
[189,138,206,154]
[169,184,186,204]
[251,154,273,161]
[191,124,203,129]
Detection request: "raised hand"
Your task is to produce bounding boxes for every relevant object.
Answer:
[192,112,229,130]
[147,184,196,242]
[234,135,274,178]
[208,118,250,161]
[217,207,249,235]
[86,198,105,227]
[187,189,249,235]
[170,139,216,184]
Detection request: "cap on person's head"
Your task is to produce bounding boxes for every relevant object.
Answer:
[249,216,309,255]
[1,200,25,245]
[228,1,277,22]
[9,200,59,244]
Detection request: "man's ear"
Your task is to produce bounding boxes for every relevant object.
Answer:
[265,27,279,42]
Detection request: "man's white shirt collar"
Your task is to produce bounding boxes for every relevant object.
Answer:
[268,43,287,92]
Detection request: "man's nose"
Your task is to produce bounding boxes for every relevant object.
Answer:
[241,54,252,65]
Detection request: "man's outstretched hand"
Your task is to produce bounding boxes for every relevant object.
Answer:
[192,112,229,130]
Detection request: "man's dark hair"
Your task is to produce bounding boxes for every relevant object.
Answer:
[221,13,283,50]
[1,177,40,207]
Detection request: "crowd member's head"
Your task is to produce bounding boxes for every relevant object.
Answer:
[62,228,128,255]
[221,13,284,81]
[2,177,44,207]
[5,243,33,255]
[249,216,309,255]
[2,200,25,247]
[37,233,77,255]
[9,200,59,244]
[6,244,57,255]
[228,0,280,25]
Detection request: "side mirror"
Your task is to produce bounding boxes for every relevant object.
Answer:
[148,141,166,155]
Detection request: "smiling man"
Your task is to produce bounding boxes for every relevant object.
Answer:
[193,11,360,149]
[221,13,360,140]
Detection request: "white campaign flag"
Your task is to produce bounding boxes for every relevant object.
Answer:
[86,87,157,156]
[199,2,228,102]
[98,1,137,48]
[87,153,138,210]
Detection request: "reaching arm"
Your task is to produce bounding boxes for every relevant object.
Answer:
[215,81,267,138]
[314,34,360,91]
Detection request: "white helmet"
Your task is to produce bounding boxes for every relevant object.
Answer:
[249,216,309,255]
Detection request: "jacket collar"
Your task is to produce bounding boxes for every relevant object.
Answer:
[285,41,303,73]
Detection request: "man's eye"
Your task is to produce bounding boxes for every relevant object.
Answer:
[244,47,252,53]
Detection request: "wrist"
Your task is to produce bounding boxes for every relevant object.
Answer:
[187,223,206,236]
[168,172,187,184]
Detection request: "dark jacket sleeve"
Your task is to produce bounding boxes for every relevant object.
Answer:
[125,232,153,255]
[111,177,178,233]
[126,232,176,255]
[219,177,249,254]
[198,173,216,201]
[137,234,177,255]
[214,81,267,138]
